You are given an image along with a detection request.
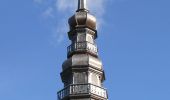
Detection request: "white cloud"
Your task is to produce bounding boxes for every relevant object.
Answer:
[34,0,108,45]
[53,19,68,44]
[56,0,106,19]
[56,0,77,12]
[42,7,54,18]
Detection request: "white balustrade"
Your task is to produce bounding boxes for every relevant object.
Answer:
[57,84,107,100]
[67,42,98,55]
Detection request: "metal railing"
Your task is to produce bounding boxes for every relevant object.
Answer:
[57,83,108,100]
[67,42,98,56]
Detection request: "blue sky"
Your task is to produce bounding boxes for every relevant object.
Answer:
[0,0,170,100]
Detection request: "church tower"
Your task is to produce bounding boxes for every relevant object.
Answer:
[57,0,108,100]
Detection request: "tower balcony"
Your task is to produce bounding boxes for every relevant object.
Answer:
[67,41,98,57]
[57,83,108,100]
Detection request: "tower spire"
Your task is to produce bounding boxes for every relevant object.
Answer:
[77,0,87,11]
[57,0,108,100]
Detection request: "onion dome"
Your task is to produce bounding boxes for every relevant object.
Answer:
[68,0,97,31]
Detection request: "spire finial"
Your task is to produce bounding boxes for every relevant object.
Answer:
[77,0,87,11]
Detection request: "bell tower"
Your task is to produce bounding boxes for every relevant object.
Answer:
[57,0,108,100]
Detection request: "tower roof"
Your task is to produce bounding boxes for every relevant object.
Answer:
[68,0,97,32]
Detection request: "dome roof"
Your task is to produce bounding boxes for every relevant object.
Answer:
[68,0,96,31]
[68,11,97,31]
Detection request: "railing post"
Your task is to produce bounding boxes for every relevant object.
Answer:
[69,85,72,94]
[89,83,91,94]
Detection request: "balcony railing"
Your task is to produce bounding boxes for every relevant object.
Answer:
[67,42,98,56]
[57,83,108,100]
